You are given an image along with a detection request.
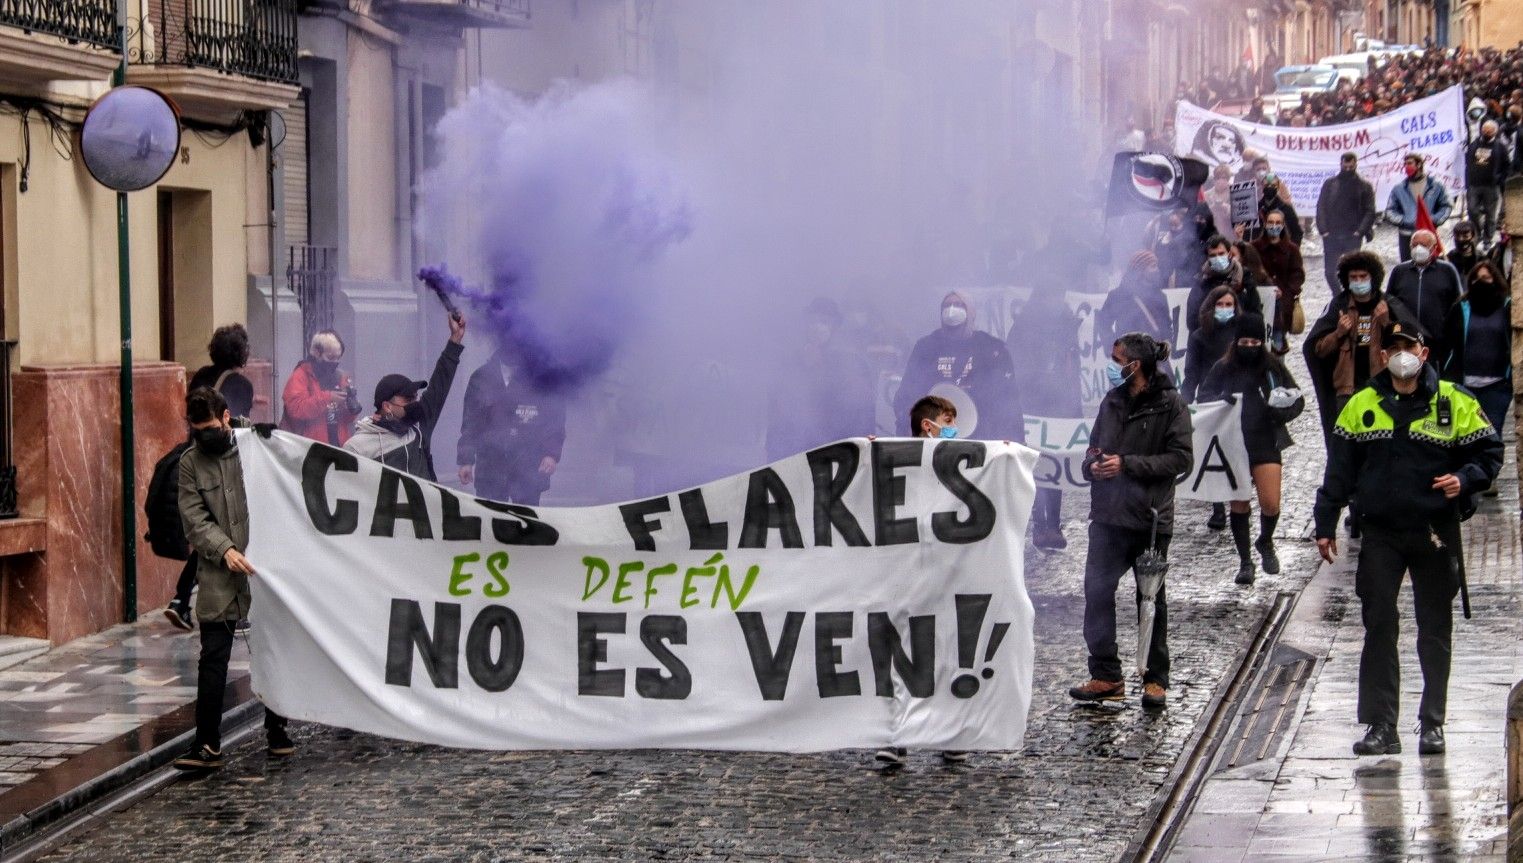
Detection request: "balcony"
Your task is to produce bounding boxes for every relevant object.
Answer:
[381,0,530,31]
[128,0,299,122]
[0,0,120,89]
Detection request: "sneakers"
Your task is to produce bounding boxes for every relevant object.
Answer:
[940,750,969,764]
[1068,678,1125,702]
[1417,723,1445,755]
[874,747,907,769]
[172,744,223,771]
[1255,538,1280,575]
[1140,682,1167,711]
[1206,504,1227,531]
[1234,561,1256,586]
[267,728,296,757]
[1352,723,1401,756]
[163,600,194,632]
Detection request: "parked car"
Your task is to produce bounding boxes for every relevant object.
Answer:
[1266,64,1342,113]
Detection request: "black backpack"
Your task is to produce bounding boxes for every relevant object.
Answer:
[144,441,193,561]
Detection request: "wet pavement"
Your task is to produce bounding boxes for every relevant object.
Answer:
[1170,430,1520,861]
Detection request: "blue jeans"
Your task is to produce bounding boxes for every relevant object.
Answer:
[1471,379,1512,432]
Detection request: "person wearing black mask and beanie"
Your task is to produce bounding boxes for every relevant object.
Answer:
[345,312,466,481]
[1441,260,1514,449]
[1200,312,1305,584]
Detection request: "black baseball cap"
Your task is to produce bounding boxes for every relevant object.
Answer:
[1383,322,1425,347]
[373,374,427,408]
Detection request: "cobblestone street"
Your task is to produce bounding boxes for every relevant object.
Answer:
[26,240,1385,863]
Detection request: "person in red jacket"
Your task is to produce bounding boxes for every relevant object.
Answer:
[281,329,362,446]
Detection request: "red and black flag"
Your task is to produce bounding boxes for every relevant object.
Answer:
[1106,152,1209,219]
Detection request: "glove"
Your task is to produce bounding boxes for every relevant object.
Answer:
[1267,387,1302,409]
[253,423,277,439]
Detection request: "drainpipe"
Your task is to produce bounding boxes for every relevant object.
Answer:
[114,0,137,623]
[267,110,282,421]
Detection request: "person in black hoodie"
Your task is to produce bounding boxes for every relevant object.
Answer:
[457,344,568,505]
[188,324,255,420]
[1200,312,1305,586]
[345,313,466,481]
[1465,119,1511,243]
[1070,332,1193,711]
[1440,260,1513,438]
[893,290,1022,442]
[1098,251,1172,348]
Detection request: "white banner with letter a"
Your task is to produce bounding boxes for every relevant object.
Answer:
[237,430,1038,752]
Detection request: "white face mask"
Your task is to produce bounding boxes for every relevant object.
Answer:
[1411,245,1432,264]
[1388,350,1423,380]
[942,305,968,328]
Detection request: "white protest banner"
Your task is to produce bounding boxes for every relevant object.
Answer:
[1176,399,1254,502]
[238,431,1038,752]
[1229,180,1259,225]
[1024,401,1251,501]
[1175,86,1466,217]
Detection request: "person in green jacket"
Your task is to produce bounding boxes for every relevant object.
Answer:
[173,387,293,770]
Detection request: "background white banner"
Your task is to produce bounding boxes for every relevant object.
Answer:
[1174,86,1466,218]
[1025,401,1251,501]
[239,431,1039,752]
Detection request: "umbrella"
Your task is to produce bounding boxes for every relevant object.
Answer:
[1135,507,1170,676]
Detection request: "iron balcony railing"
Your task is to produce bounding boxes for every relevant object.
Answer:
[134,0,298,83]
[0,0,117,50]
[477,0,528,18]
[288,245,336,346]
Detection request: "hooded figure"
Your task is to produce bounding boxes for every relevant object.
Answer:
[1098,251,1173,347]
[893,290,1022,440]
[1302,250,1415,441]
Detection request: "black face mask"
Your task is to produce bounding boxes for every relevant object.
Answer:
[193,426,233,455]
[1236,346,1265,366]
[379,402,424,433]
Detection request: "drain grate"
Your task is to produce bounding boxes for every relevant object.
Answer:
[1213,644,1317,772]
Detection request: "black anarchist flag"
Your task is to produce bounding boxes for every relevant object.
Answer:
[1106,152,1209,218]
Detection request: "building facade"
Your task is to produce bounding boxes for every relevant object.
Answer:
[1452,0,1523,50]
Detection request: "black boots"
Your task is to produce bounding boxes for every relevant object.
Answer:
[1256,513,1280,575]
[1207,502,1227,531]
[1353,723,1402,756]
[1230,511,1255,585]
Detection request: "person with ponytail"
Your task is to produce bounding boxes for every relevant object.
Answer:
[1070,332,1193,711]
[1200,312,1305,585]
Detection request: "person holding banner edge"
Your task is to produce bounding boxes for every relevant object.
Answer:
[173,387,292,770]
[1070,333,1193,711]
[1200,312,1304,586]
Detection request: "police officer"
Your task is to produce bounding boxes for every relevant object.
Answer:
[1313,323,1502,756]
[456,346,567,505]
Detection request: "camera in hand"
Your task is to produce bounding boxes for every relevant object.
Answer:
[342,384,362,415]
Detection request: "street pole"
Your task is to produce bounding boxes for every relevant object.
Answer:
[115,0,137,623]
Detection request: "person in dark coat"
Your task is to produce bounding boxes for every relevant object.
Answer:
[1069,332,1192,712]
[1200,312,1305,586]
[1245,174,1303,245]
[1315,152,1377,294]
[1303,250,1416,444]
[457,346,568,506]
[1185,236,1262,336]
[1182,285,1241,404]
[188,324,255,420]
[1442,221,1504,290]
[1384,230,1463,360]
[1008,288,1082,550]
[893,290,1023,442]
[765,298,877,461]
[1252,209,1305,353]
[1465,119,1511,243]
[1098,251,1172,347]
[1440,260,1513,441]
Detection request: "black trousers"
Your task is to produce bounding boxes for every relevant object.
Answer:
[1083,523,1171,687]
[173,556,197,608]
[1355,522,1460,727]
[477,471,545,506]
[197,619,286,751]
[1032,489,1062,530]
[1322,233,1362,294]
